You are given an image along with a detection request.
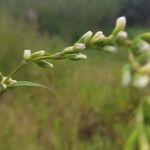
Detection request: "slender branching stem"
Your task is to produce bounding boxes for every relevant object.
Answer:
[4,60,27,82]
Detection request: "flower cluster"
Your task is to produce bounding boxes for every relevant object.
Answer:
[0,16,149,94]
[0,72,17,93]
[21,17,128,70]
[122,33,150,88]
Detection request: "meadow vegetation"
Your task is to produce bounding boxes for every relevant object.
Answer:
[0,0,149,149]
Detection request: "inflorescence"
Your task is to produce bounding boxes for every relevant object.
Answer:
[0,16,150,93]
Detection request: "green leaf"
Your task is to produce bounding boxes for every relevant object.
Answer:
[10,81,53,91]
[124,129,139,150]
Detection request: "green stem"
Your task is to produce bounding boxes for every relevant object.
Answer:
[4,60,27,82]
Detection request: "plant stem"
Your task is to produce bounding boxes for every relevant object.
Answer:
[4,60,27,82]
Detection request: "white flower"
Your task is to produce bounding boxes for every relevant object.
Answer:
[117,31,128,41]
[23,49,32,60]
[133,75,149,88]
[116,16,126,31]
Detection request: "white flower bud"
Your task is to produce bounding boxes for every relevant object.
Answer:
[63,46,74,54]
[91,31,105,43]
[37,50,46,56]
[117,31,128,41]
[1,83,7,89]
[139,41,150,52]
[78,31,93,43]
[138,62,150,74]
[93,31,103,39]
[133,75,149,88]
[74,53,87,60]
[33,50,46,56]
[2,76,7,82]
[31,50,46,59]
[82,31,93,39]
[74,43,86,50]
[116,16,126,31]
[46,63,54,68]
[103,46,117,53]
[66,53,87,61]
[9,79,17,85]
[112,16,126,35]
[23,49,32,60]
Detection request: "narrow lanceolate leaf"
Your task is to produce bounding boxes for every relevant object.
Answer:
[10,81,53,91]
[124,129,139,150]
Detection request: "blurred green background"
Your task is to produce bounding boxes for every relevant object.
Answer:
[0,0,149,149]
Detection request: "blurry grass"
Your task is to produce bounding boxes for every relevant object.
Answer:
[0,18,148,149]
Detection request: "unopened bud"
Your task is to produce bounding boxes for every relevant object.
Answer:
[10,79,17,84]
[2,76,7,82]
[73,43,86,51]
[138,62,150,74]
[139,41,150,52]
[116,16,126,31]
[35,60,54,68]
[91,31,105,44]
[78,31,93,44]
[116,31,128,42]
[1,83,7,90]
[74,53,87,60]
[112,16,126,35]
[31,50,46,59]
[102,46,117,53]
[133,74,149,88]
[23,49,32,60]
[7,79,17,86]
[93,31,103,39]
[66,53,87,61]
[63,46,74,54]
